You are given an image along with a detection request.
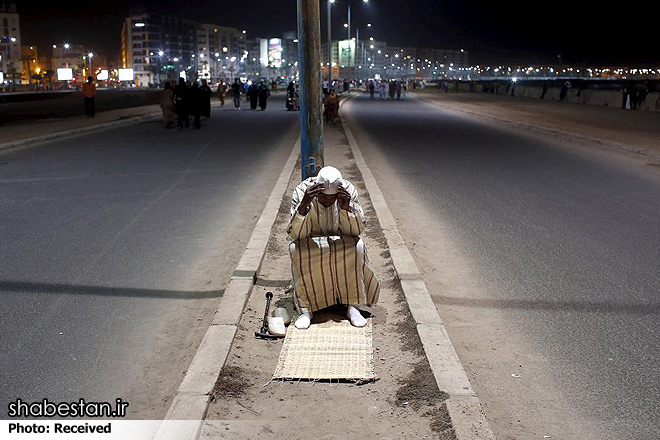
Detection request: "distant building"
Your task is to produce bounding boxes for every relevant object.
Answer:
[197,24,247,82]
[121,9,254,86]
[121,9,198,87]
[321,38,468,80]
[244,34,299,80]
[51,43,86,83]
[1,2,21,86]
[281,32,299,81]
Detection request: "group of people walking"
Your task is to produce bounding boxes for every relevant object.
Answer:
[160,78,212,130]
[368,80,405,101]
[222,78,271,111]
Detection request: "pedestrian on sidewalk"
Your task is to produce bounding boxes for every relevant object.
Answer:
[82,76,96,119]
[287,166,380,330]
[560,80,571,101]
[258,81,270,111]
[173,77,189,130]
[368,80,375,100]
[378,81,386,100]
[200,79,212,119]
[159,81,176,129]
[324,89,339,123]
[286,81,296,111]
[217,80,227,107]
[248,81,259,110]
[190,82,202,129]
[231,78,243,110]
[396,81,402,100]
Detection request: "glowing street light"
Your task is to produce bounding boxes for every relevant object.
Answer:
[87,52,94,78]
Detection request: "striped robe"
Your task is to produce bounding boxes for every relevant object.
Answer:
[287,178,380,313]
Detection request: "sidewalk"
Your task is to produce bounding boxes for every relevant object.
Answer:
[0,104,161,146]
[201,121,457,439]
[413,89,660,161]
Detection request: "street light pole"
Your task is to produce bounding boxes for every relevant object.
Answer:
[327,0,333,82]
[347,5,351,40]
[88,52,94,78]
[297,0,324,180]
[355,27,359,81]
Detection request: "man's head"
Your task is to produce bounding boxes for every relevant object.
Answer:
[202,79,207,86]
[87,76,93,83]
[315,166,343,207]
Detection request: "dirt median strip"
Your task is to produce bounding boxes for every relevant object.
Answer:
[202,118,458,440]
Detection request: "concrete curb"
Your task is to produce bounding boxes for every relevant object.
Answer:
[0,112,161,153]
[417,95,660,163]
[340,95,496,440]
[153,136,300,440]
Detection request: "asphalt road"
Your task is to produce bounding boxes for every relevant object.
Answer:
[344,93,660,439]
[0,95,297,418]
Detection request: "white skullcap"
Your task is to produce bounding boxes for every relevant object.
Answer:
[316,166,343,195]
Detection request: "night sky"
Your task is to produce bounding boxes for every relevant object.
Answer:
[15,0,659,66]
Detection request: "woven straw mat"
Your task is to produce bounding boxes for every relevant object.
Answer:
[272,319,376,380]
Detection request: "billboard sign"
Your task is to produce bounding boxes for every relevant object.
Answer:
[57,68,73,81]
[118,68,134,81]
[0,72,3,83]
[268,38,282,68]
[97,69,108,80]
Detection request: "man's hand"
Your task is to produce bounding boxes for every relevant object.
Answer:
[298,182,325,215]
[337,186,352,211]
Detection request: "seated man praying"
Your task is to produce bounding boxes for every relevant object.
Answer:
[287,166,380,329]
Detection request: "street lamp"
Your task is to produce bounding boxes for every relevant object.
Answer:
[87,52,94,78]
[157,51,164,85]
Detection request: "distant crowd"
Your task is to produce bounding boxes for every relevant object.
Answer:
[366,79,406,101]
[157,78,304,129]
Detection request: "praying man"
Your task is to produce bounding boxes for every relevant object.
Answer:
[287,166,380,329]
